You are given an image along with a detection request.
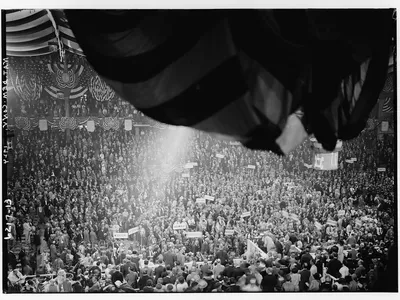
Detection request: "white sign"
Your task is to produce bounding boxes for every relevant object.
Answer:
[381,121,389,132]
[247,165,256,169]
[184,163,194,169]
[216,154,225,159]
[326,219,337,226]
[196,198,206,204]
[173,223,187,230]
[113,232,128,239]
[314,222,322,230]
[351,158,357,162]
[282,211,289,218]
[191,162,198,167]
[345,159,354,164]
[128,227,139,235]
[124,119,132,131]
[225,229,235,236]
[182,173,190,178]
[290,213,299,221]
[241,211,251,218]
[186,232,203,238]
[204,195,215,201]
[338,210,345,217]
[229,141,241,146]
[377,168,386,172]
[39,119,48,131]
[87,120,95,132]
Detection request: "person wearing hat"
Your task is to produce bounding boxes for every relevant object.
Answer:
[176,275,188,292]
[154,283,165,292]
[203,269,216,292]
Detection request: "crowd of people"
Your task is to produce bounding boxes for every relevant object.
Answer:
[5,111,396,292]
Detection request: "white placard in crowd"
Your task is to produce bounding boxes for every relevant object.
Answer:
[247,165,256,169]
[351,158,357,162]
[377,167,386,172]
[326,219,337,226]
[39,119,48,131]
[113,232,128,239]
[229,141,241,146]
[225,229,235,236]
[87,120,95,132]
[124,119,132,131]
[282,211,289,218]
[241,211,251,218]
[381,121,389,132]
[191,162,198,166]
[184,163,194,169]
[314,222,322,230]
[290,213,299,221]
[196,198,206,204]
[345,159,354,163]
[128,227,139,235]
[216,153,224,159]
[304,163,313,168]
[173,223,187,230]
[182,173,190,178]
[338,210,345,217]
[186,232,203,238]
[204,195,215,201]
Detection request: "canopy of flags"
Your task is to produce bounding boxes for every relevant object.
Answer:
[5,9,84,57]
[65,9,394,155]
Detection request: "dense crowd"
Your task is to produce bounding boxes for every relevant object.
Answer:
[5,117,396,292]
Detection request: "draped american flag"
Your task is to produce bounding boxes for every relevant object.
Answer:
[5,9,84,57]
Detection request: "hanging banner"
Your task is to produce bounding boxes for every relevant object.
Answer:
[225,229,235,236]
[241,211,251,218]
[39,119,48,131]
[204,195,215,201]
[247,165,256,169]
[124,119,132,131]
[128,227,139,235]
[186,232,203,238]
[113,232,128,239]
[173,223,187,230]
[87,120,95,132]
[196,198,206,204]
[216,154,224,159]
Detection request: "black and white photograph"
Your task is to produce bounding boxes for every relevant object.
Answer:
[1,3,398,295]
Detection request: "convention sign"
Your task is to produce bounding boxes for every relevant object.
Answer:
[241,211,251,218]
[196,198,206,204]
[186,232,203,238]
[113,232,128,239]
[128,227,139,235]
[225,229,235,236]
[247,165,256,169]
[173,223,187,230]
[204,195,215,201]
[216,154,224,159]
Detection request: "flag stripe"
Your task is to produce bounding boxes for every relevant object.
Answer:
[142,56,247,127]
[6,9,47,27]
[6,16,52,34]
[7,32,56,49]
[6,26,54,43]
[7,48,54,57]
